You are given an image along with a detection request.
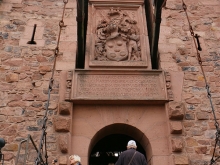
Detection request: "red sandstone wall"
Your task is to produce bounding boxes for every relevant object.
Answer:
[0,0,220,165]
[0,0,76,164]
[160,0,220,164]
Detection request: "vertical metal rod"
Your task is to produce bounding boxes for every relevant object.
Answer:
[194,34,202,51]
[27,24,37,44]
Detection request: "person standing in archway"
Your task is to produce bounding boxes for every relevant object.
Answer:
[115,140,147,165]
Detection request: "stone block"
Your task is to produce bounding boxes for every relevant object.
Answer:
[170,121,182,134]
[56,61,75,71]
[59,155,67,165]
[4,153,14,161]
[3,0,22,3]
[59,101,71,115]
[0,4,12,12]
[53,116,70,132]
[196,112,209,120]
[3,58,23,67]
[39,65,52,74]
[185,113,195,120]
[189,160,209,165]
[173,155,189,165]
[185,98,201,104]
[59,41,77,52]
[161,62,179,71]
[5,73,19,83]
[48,101,58,110]
[58,134,68,153]
[186,137,198,147]
[4,144,18,151]
[0,123,11,131]
[169,101,184,120]
[159,43,177,54]
[195,146,208,154]
[171,138,183,152]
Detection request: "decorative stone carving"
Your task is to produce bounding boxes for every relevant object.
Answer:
[65,70,73,101]
[165,71,174,101]
[171,138,183,152]
[169,101,184,120]
[95,7,141,62]
[86,2,151,68]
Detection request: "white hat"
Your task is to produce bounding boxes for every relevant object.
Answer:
[127,140,137,148]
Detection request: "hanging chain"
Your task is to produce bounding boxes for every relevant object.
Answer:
[182,1,220,164]
[35,0,68,164]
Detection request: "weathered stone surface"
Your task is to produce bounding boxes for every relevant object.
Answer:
[5,73,19,82]
[8,116,25,123]
[1,125,17,136]
[189,159,209,165]
[4,144,18,151]
[197,140,210,145]
[186,137,198,147]
[171,138,183,152]
[4,153,14,161]
[48,101,58,110]
[196,112,209,120]
[59,101,71,115]
[173,155,189,165]
[58,134,68,153]
[185,98,201,104]
[3,59,23,66]
[170,121,183,134]
[185,113,195,120]
[39,65,52,74]
[204,130,216,139]
[47,143,57,151]
[8,101,30,107]
[0,115,7,122]
[189,127,204,136]
[0,123,11,131]
[22,93,35,101]
[59,155,67,165]
[53,116,70,132]
[169,101,184,119]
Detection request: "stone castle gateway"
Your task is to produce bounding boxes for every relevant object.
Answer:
[0,0,220,165]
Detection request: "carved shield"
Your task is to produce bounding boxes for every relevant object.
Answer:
[105,36,128,61]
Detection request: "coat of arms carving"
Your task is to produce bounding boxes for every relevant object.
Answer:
[95,7,141,62]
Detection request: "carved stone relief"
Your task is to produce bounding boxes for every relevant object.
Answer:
[165,71,174,101]
[65,70,73,101]
[86,3,151,68]
[95,7,141,62]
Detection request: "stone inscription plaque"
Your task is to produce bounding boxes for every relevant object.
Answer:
[73,71,166,100]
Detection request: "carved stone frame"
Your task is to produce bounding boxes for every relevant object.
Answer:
[85,2,151,69]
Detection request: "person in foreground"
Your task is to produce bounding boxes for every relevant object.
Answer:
[69,155,82,165]
[115,140,147,165]
[52,154,81,165]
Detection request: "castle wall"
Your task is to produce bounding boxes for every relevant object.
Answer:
[0,0,220,165]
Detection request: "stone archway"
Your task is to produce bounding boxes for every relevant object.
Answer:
[88,124,150,165]
[70,104,170,165]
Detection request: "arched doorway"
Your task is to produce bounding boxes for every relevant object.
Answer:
[88,124,150,165]
[89,134,146,165]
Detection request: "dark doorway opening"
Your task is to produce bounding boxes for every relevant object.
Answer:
[89,134,146,165]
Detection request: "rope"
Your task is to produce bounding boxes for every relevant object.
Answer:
[181,1,219,164]
[35,0,68,164]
